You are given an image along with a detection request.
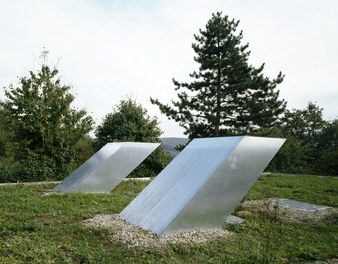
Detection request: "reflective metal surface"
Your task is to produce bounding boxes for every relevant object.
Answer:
[120,136,285,234]
[53,142,159,193]
[269,199,332,211]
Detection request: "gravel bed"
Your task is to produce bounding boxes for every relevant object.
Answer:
[84,214,231,250]
[83,199,337,250]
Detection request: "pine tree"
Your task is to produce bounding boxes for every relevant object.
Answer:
[151,12,286,138]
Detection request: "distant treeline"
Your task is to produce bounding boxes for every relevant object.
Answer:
[1,12,337,182]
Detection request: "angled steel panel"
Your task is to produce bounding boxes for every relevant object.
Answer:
[120,136,285,234]
[53,142,159,193]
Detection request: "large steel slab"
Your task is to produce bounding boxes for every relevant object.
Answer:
[120,136,285,234]
[53,142,159,193]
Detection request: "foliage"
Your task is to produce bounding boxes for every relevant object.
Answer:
[313,119,338,175]
[0,107,18,182]
[267,102,338,176]
[267,134,311,174]
[0,62,93,182]
[0,174,337,263]
[95,99,161,147]
[151,12,285,138]
[264,126,312,174]
[280,102,326,145]
[95,98,171,177]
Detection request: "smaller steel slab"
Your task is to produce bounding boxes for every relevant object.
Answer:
[53,142,159,193]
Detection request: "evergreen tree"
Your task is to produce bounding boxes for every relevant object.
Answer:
[151,12,286,138]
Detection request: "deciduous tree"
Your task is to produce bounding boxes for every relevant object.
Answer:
[313,119,338,175]
[95,99,161,148]
[268,102,334,175]
[1,61,93,181]
[280,102,325,144]
[95,98,171,177]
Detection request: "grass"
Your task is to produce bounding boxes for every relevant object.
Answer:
[0,174,337,263]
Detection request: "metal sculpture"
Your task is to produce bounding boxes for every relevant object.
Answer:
[53,142,159,193]
[120,136,285,234]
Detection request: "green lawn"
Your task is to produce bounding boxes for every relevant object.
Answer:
[0,174,337,263]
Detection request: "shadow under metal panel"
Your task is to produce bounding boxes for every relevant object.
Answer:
[53,142,159,193]
[120,136,285,234]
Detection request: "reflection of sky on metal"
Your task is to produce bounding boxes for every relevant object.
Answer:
[270,199,332,212]
[120,136,285,234]
[53,142,159,193]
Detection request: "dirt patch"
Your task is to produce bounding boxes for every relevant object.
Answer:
[84,214,231,250]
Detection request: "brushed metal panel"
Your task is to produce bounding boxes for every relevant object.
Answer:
[53,142,159,193]
[120,136,285,234]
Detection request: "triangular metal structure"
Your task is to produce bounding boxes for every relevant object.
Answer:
[53,142,160,193]
[120,136,285,234]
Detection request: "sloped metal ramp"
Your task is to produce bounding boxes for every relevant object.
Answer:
[53,142,159,193]
[120,136,285,234]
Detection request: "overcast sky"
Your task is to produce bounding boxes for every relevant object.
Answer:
[1,0,337,137]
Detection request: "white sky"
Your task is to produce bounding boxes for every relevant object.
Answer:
[1,0,337,137]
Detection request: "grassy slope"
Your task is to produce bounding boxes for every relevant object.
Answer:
[0,175,337,263]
